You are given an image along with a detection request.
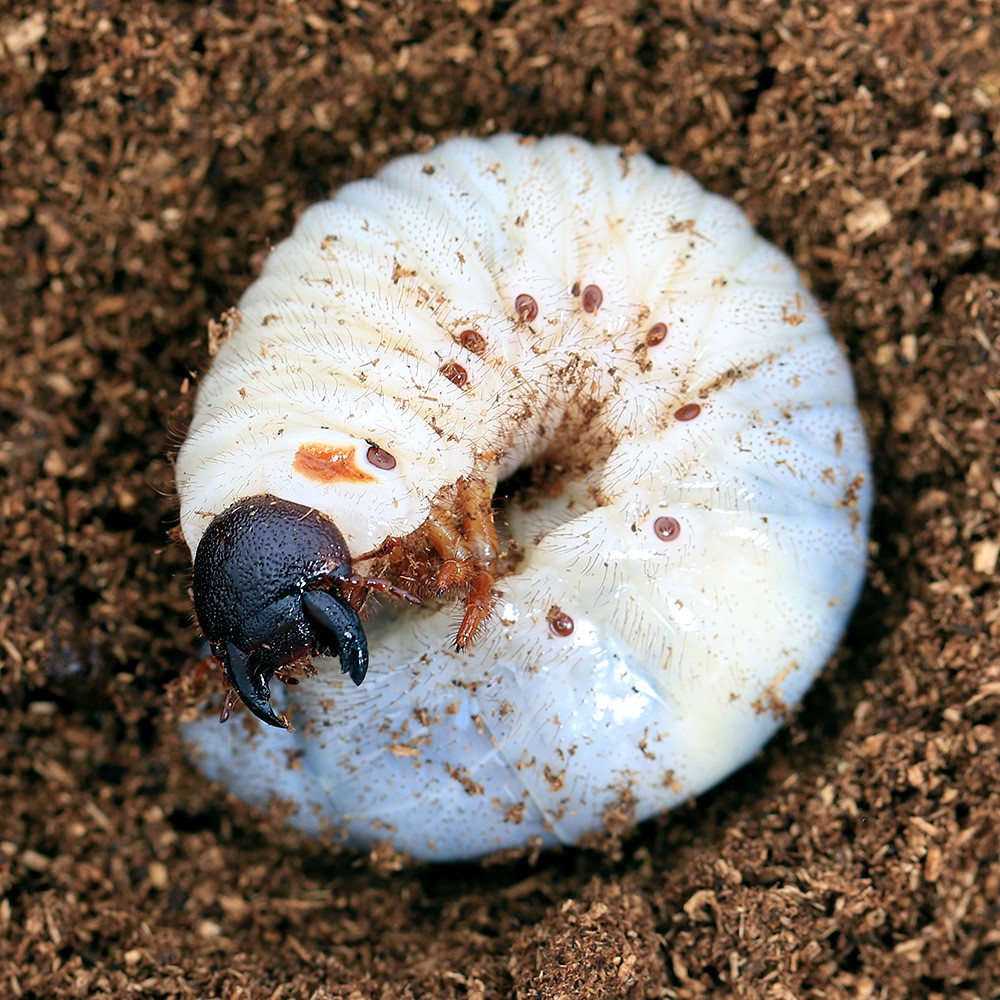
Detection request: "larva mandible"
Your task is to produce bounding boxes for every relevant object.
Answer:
[176,134,871,861]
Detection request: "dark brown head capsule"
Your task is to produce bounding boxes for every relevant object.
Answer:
[192,495,373,729]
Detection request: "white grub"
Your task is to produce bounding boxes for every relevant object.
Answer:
[176,135,871,861]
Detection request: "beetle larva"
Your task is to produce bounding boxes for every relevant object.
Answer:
[176,135,871,860]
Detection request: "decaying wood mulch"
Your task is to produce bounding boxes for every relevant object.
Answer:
[1,2,997,997]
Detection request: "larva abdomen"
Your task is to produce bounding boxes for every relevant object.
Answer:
[177,135,870,860]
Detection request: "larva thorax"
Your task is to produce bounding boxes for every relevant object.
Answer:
[176,136,870,859]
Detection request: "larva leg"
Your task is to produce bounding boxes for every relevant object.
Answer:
[399,476,500,649]
[455,569,494,650]
[336,572,422,613]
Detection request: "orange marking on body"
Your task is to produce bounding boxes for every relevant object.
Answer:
[293,443,375,483]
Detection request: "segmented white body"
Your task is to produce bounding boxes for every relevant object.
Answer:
[177,135,871,860]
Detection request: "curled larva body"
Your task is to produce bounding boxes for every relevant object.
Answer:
[176,135,871,860]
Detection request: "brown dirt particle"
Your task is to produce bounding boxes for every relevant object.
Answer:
[509,880,664,1000]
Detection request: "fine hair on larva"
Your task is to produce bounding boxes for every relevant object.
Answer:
[176,134,871,861]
